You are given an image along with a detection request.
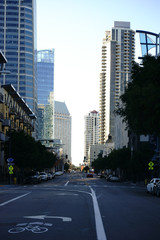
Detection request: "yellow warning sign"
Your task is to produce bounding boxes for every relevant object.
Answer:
[148,161,154,170]
[8,165,13,171]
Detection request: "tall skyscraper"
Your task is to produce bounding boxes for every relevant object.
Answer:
[0,0,37,114]
[54,101,72,163]
[37,49,54,140]
[99,21,135,148]
[37,49,54,105]
[84,110,99,162]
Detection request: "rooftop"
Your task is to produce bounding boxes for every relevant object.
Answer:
[54,101,70,115]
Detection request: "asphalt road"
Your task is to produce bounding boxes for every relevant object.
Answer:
[0,172,160,240]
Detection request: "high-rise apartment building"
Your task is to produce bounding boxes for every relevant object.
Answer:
[37,49,54,140]
[0,0,37,114]
[84,110,99,163]
[99,21,135,148]
[54,101,72,163]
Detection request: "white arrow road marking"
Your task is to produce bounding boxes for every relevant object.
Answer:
[24,215,72,222]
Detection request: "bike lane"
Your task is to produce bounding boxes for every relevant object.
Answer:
[0,186,98,240]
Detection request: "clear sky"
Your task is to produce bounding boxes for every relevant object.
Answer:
[37,0,160,166]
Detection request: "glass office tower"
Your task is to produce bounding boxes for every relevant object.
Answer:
[37,49,54,140]
[37,49,54,105]
[0,0,37,114]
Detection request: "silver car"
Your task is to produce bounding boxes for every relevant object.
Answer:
[40,172,48,181]
[147,178,160,193]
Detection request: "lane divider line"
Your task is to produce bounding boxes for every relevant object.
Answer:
[64,181,69,186]
[0,192,31,207]
[89,186,107,240]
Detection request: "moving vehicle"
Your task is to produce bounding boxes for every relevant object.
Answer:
[147,178,160,193]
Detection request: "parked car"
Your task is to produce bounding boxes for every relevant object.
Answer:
[49,172,55,179]
[147,178,160,193]
[47,173,52,180]
[100,173,107,178]
[25,172,41,184]
[106,175,120,182]
[55,171,63,176]
[153,181,160,196]
[40,172,48,181]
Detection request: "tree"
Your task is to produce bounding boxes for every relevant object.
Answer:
[83,165,89,173]
[92,153,106,173]
[9,130,56,170]
[116,55,160,135]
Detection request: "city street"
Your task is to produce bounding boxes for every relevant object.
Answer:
[0,172,160,240]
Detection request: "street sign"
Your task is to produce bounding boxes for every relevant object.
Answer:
[7,158,14,163]
[148,161,154,170]
[7,163,14,166]
[8,165,14,174]
[8,165,13,171]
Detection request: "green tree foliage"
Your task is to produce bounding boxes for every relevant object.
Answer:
[9,130,56,170]
[83,165,89,173]
[93,147,131,173]
[92,145,152,180]
[92,153,106,173]
[116,55,160,135]
[107,147,131,171]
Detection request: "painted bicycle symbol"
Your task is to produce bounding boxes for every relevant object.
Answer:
[8,222,52,234]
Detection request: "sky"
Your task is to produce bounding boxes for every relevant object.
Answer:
[37,0,160,166]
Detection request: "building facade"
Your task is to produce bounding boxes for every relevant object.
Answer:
[0,0,37,115]
[37,49,54,141]
[37,49,54,105]
[84,110,99,163]
[88,141,114,167]
[0,84,36,179]
[136,30,160,57]
[99,21,135,148]
[54,101,72,163]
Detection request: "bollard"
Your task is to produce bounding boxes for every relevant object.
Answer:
[13,177,17,185]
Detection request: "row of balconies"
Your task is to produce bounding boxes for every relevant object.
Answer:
[99,101,106,107]
[0,131,9,142]
[1,117,33,129]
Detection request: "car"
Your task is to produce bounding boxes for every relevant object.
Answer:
[25,172,41,184]
[47,173,52,180]
[153,181,160,196]
[147,178,160,193]
[100,173,107,178]
[55,171,63,176]
[106,175,120,182]
[40,172,48,181]
[87,173,93,178]
[49,172,55,179]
